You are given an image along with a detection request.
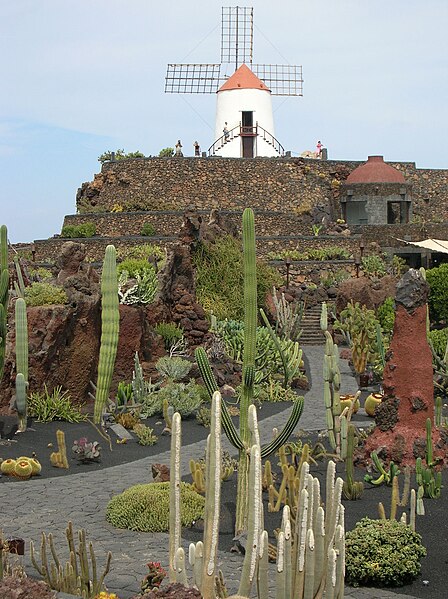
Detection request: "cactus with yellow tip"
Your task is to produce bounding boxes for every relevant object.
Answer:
[50,430,69,469]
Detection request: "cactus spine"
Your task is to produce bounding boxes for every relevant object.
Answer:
[0,225,9,381]
[94,245,119,423]
[196,208,304,534]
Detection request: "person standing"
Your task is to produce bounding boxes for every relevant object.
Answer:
[316,140,323,158]
[223,122,230,141]
[175,140,183,157]
[193,141,200,156]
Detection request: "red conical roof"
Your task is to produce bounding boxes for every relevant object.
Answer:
[346,156,405,184]
[218,63,270,92]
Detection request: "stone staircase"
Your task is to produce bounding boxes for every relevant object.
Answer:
[300,305,325,345]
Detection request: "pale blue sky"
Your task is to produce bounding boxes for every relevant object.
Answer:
[1,0,447,242]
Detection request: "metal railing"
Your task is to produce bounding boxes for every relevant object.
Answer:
[207,122,285,156]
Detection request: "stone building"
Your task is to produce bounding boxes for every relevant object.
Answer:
[340,155,413,225]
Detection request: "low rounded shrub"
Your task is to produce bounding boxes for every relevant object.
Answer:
[106,482,204,532]
[376,297,395,335]
[141,223,156,236]
[117,258,154,278]
[61,222,96,238]
[345,518,426,587]
[24,282,67,307]
[426,263,448,323]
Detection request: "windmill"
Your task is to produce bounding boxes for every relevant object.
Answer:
[165,6,303,158]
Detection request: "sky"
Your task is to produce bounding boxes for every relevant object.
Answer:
[1,0,447,243]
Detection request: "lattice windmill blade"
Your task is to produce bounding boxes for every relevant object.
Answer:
[252,64,304,96]
[165,63,222,94]
[221,6,254,68]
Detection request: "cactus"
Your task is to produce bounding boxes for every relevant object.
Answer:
[94,245,120,423]
[30,520,111,598]
[13,255,26,298]
[196,208,304,534]
[342,424,364,500]
[415,418,442,500]
[15,297,28,382]
[169,412,182,582]
[201,391,222,599]
[0,225,9,381]
[50,430,69,469]
[15,372,27,432]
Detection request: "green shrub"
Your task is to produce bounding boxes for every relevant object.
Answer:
[140,223,156,237]
[28,385,86,422]
[117,258,154,278]
[24,282,68,307]
[158,147,174,157]
[61,222,96,238]
[28,267,53,282]
[132,423,158,446]
[156,381,203,417]
[119,244,164,262]
[156,356,192,381]
[106,482,204,532]
[194,235,281,320]
[267,247,351,261]
[428,327,448,360]
[196,406,211,427]
[98,149,145,163]
[345,518,426,587]
[426,263,448,323]
[155,322,184,349]
[361,254,387,278]
[376,297,395,335]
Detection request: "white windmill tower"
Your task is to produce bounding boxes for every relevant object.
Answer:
[165,6,303,158]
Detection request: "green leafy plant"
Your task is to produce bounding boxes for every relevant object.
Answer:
[72,438,101,463]
[28,385,86,422]
[140,223,156,236]
[196,405,211,427]
[429,327,448,360]
[61,222,96,238]
[117,258,155,278]
[267,246,351,261]
[24,282,67,307]
[376,297,395,335]
[155,322,184,350]
[158,147,174,157]
[132,423,158,446]
[311,223,322,236]
[345,518,426,587]
[155,381,203,417]
[426,263,448,323]
[118,269,158,305]
[28,266,53,282]
[98,149,145,163]
[320,268,350,289]
[106,482,204,532]
[155,356,192,381]
[193,234,281,320]
[361,254,387,278]
[119,243,164,262]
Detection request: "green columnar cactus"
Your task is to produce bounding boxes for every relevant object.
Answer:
[15,297,28,382]
[15,372,27,432]
[342,424,364,500]
[169,412,182,582]
[94,244,119,423]
[196,208,304,534]
[0,225,9,381]
[30,521,111,597]
[201,391,222,599]
[257,530,269,599]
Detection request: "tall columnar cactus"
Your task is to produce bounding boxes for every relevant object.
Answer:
[201,391,222,599]
[196,208,304,534]
[169,412,182,582]
[0,225,9,381]
[94,245,120,423]
[15,372,27,432]
[15,297,28,382]
[342,424,364,500]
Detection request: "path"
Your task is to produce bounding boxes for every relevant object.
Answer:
[0,346,419,599]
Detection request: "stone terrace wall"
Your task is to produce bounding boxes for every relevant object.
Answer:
[33,234,360,264]
[76,156,448,221]
[63,209,316,238]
